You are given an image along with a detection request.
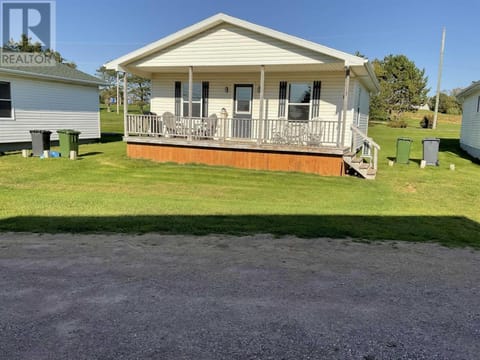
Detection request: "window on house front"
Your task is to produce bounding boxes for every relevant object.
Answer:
[0,81,12,118]
[477,96,480,113]
[182,82,202,117]
[287,83,311,121]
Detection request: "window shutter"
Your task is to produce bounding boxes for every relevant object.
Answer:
[311,81,321,118]
[278,81,287,117]
[174,81,181,116]
[202,81,209,118]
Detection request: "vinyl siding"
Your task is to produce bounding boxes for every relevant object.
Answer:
[460,90,480,158]
[135,24,339,68]
[0,74,100,144]
[151,71,360,145]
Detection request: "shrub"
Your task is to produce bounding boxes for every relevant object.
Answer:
[387,119,408,128]
[420,115,433,129]
[446,107,462,115]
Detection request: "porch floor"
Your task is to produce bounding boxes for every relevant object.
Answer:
[124,136,349,156]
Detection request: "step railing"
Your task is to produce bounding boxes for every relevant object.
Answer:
[351,125,381,170]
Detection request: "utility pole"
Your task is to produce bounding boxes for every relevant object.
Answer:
[433,27,446,130]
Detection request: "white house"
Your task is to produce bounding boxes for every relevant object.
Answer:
[105,13,380,178]
[457,82,480,160]
[0,62,104,152]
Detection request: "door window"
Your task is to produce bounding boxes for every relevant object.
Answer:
[235,86,252,114]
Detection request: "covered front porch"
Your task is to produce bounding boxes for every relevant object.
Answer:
[120,63,379,177]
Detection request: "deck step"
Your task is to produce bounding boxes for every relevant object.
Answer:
[364,168,377,180]
[342,154,377,180]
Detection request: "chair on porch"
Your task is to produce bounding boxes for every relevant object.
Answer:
[163,111,186,137]
[271,117,288,144]
[195,114,218,139]
[304,117,324,146]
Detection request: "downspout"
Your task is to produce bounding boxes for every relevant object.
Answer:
[341,65,351,148]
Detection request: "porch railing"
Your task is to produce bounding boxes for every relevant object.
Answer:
[351,124,381,170]
[125,114,340,148]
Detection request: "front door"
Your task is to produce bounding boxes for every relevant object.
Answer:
[233,84,253,138]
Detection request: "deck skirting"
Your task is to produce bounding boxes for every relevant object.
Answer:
[127,142,345,176]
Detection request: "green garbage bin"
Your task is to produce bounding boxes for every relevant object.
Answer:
[396,137,413,164]
[57,129,81,157]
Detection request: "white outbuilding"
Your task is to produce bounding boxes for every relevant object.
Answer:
[457,82,480,160]
[0,62,104,152]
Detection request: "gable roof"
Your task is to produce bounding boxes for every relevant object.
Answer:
[0,61,105,86]
[105,13,379,92]
[457,81,480,101]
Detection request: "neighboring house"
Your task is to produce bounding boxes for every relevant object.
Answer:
[457,81,480,160]
[0,62,104,152]
[105,13,380,178]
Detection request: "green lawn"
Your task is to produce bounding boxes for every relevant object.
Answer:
[100,104,146,133]
[0,110,479,247]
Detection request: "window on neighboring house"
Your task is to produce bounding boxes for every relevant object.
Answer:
[287,83,311,121]
[0,81,12,118]
[182,82,202,117]
[477,96,480,113]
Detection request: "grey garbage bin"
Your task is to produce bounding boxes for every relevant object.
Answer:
[29,130,52,157]
[422,138,440,166]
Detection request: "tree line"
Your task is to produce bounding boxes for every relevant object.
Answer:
[96,67,151,113]
[3,34,77,68]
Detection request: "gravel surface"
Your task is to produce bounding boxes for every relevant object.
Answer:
[0,233,479,359]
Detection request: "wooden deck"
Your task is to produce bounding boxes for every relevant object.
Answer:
[122,114,380,177]
[126,136,347,176]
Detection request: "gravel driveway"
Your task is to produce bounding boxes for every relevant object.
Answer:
[0,233,478,359]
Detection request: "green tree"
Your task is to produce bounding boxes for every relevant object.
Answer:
[370,55,429,120]
[96,67,151,112]
[428,92,462,115]
[96,66,123,112]
[128,74,151,113]
[3,34,77,68]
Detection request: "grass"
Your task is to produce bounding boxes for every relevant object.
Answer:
[0,110,479,247]
[100,104,147,133]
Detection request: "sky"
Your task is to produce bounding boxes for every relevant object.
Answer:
[49,0,480,94]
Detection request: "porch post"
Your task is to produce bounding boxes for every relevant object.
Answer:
[340,65,350,148]
[257,65,265,145]
[123,71,128,138]
[116,71,120,114]
[188,66,193,141]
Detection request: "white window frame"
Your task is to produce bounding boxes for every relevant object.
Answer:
[234,85,253,115]
[0,81,14,120]
[287,82,312,122]
[182,82,202,118]
[477,95,480,113]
